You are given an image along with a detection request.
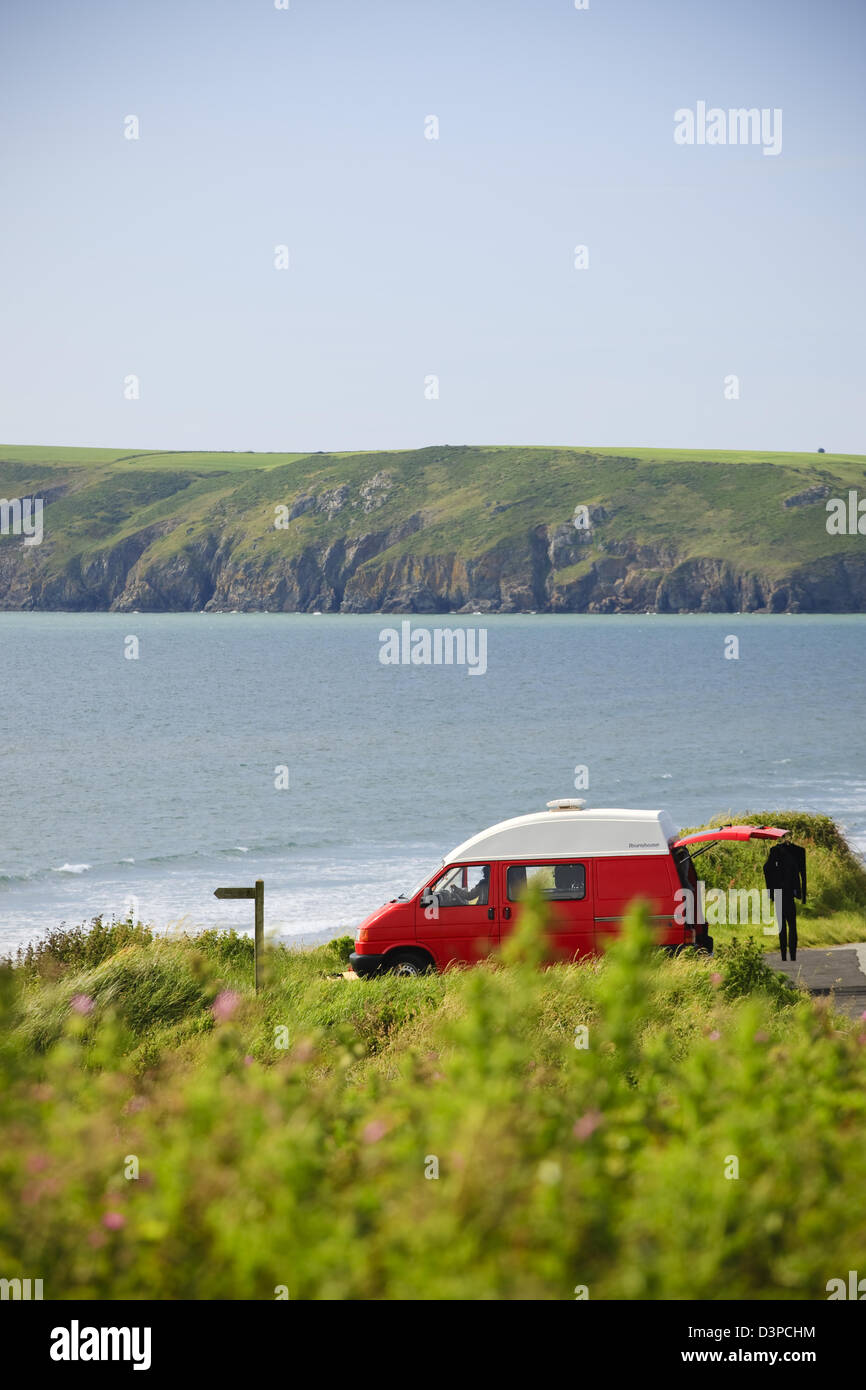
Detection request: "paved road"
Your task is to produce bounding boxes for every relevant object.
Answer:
[772,942,866,1020]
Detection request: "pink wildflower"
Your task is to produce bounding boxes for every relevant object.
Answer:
[573,1110,603,1140]
[211,990,241,1022]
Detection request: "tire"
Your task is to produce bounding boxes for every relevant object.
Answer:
[385,949,433,978]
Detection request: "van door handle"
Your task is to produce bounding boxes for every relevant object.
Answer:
[503,906,511,920]
[487,907,495,920]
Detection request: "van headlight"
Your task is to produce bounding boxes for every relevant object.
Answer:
[357,927,368,943]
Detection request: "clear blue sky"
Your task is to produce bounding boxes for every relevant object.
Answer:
[1,0,864,454]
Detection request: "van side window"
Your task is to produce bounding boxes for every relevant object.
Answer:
[507,863,586,902]
[428,864,490,907]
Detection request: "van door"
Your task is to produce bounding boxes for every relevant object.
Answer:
[499,860,594,961]
[415,862,498,968]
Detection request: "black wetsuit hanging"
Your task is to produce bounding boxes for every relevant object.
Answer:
[763,841,807,961]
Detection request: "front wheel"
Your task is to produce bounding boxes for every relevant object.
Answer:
[386,949,433,977]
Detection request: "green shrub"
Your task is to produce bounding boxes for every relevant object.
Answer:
[2,915,153,980]
[180,927,254,968]
[328,935,355,966]
[716,935,797,1004]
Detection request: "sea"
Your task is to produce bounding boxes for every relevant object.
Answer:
[1,612,863,956]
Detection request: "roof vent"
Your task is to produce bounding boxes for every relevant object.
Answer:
[546,798,586,811]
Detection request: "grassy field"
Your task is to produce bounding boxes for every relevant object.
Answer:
[1,812,865,1301]
[1,442,865,608]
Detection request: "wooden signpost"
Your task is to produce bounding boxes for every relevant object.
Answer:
[214,878,264,994]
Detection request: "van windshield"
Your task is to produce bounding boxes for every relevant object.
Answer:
[396,872,438,902]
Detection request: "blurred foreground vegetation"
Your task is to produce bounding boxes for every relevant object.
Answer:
[2,887,866,1300]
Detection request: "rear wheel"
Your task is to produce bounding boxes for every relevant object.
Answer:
[386,949,433,977]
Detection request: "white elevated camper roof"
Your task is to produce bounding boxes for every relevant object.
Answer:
[447,806,679,865]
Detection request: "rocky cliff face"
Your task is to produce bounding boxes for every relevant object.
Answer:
[3,512,864,614]
[2,449,864,613]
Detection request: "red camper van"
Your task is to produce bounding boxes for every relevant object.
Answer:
[349,801,788,977]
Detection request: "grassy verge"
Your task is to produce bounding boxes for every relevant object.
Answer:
[2,896,866,1300]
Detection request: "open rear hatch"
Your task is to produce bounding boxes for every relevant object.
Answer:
[673,824,789,851]
[671,826,789,949]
